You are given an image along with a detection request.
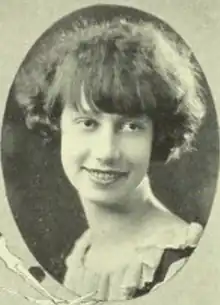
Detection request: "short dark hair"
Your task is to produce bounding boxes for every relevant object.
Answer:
[14,18,206,161]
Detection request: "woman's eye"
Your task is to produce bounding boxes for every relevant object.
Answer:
[77,119,97,129]
[122,122,142,132]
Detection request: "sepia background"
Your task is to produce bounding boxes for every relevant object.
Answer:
[0,1,220,305]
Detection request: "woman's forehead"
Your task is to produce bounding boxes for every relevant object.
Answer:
[68,107,150,123]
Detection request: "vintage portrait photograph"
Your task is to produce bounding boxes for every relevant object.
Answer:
[0,1,219,305]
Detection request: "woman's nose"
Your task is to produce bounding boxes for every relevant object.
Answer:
[92,127,120,162]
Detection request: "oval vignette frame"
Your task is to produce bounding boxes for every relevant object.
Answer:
[0,2,220,305]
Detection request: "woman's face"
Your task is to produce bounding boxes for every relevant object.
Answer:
[60,91,153,207]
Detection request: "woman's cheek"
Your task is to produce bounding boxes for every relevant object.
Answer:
[121,137,152,163]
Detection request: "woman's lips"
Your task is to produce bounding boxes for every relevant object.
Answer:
[83,168,128,185]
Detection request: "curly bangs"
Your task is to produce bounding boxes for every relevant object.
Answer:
[14,18,206,162]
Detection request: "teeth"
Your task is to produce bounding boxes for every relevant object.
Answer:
[88,170,121,182]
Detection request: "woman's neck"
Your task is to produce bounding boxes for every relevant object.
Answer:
[79,177,156,246]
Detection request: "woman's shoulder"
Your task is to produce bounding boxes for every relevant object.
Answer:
[141,206,203,250]
[133,209,203,297]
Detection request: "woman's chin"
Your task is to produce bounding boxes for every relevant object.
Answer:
[79,188,127,206]
[67,171,142,207]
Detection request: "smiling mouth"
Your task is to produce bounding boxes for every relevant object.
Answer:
[83,168,128,185]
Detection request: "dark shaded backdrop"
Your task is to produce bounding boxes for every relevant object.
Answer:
[1,5,219,283]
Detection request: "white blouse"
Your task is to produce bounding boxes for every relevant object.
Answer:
[64,221,203,301]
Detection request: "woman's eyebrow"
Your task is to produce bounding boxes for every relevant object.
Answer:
[72,108,101,117]
[71,109,149,122]
[118,114,149,121]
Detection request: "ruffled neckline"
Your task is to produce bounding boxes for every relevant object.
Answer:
[64,221,203,301]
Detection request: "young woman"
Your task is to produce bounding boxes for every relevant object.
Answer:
[14,18,206,301]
